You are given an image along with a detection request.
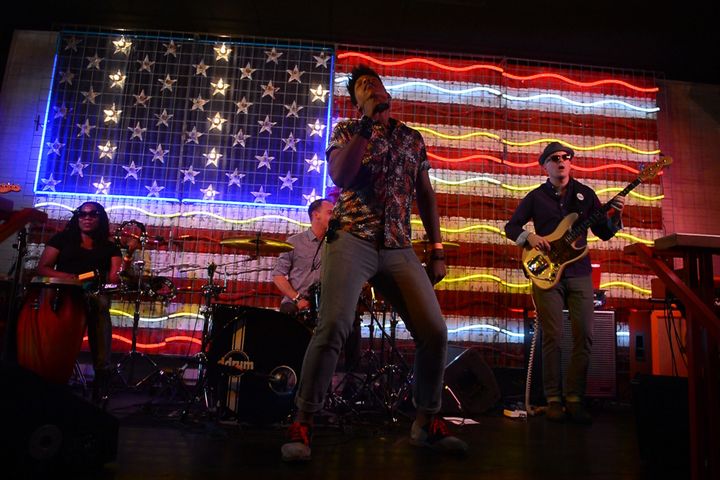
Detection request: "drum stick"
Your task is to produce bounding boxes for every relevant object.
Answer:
[78,270,97,281]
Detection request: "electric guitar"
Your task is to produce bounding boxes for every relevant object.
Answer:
[522,156,673,290]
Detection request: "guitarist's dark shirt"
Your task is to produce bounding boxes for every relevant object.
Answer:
[505,177,621,278]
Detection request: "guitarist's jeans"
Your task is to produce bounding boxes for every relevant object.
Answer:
[532,275,594,403]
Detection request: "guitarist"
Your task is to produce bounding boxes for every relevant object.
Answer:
[504,141,625,424]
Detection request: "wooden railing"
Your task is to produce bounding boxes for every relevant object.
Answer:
[626,233,720,480]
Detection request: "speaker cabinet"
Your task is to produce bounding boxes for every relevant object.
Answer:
[631,374,689,472]
[442,346,500,415]
[559,309,616,398]
[0,361,118,473]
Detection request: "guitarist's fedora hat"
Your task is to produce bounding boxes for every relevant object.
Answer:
[539,141,575,165]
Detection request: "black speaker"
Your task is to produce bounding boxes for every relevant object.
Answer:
[442,346,500,415]
[631,373,689,473]
[0,361,119,474]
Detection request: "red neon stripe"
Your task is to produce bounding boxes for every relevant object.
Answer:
[338,52,659,94]
[83,334,202,349]
[338,51,503,73]
[502,72,659,93]
[426,150,660,176]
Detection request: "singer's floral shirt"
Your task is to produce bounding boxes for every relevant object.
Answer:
[326,117,430,248]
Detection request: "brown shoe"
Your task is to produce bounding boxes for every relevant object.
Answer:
[566,401,592,424]
[545,401,566,422]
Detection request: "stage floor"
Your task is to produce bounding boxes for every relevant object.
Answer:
[6,351,690,480]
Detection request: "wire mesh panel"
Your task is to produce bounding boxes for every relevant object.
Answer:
[30,30,663,360]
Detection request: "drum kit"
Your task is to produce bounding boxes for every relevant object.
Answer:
[10,218,462,423]
[10,218,295,407]
[107,222,297,411]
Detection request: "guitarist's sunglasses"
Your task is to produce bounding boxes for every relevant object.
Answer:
[547,153,573,163]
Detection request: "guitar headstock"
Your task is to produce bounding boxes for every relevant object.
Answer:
[0,183,21,193]
[638,156,673,182]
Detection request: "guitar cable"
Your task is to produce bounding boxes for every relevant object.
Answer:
[503,295,542,419]
[523,306,541,417]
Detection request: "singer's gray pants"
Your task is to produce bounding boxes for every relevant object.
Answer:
[295,231,448,415]
[532,275,594,403]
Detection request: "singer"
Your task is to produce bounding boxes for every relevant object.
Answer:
[36,201,124,404]
[281,65,467,462]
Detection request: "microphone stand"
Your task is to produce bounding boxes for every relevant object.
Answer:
[1,227,28,362]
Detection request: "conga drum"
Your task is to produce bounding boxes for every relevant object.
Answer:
[16,276,87,384]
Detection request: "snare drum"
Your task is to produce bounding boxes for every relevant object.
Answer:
[16,276,87,384]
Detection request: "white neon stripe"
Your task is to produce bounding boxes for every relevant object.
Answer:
[334,74,659,117]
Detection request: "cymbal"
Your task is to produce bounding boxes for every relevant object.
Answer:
[219,236,293,254]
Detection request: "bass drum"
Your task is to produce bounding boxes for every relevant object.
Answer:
[207,305,312,424]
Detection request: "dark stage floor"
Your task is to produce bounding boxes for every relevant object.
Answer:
[4,356,691,480]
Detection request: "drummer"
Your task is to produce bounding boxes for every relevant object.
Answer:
[36,201,130,403]
[272,198,334,316]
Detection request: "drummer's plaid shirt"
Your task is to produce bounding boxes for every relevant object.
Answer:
[326,117,430,248]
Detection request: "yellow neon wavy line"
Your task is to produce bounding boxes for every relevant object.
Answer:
[595,188,664,201]
[599,281,651,295]
[439,273,530,288]
[109,309,204,323]
[411,128,660,155]
[440,274,650,294]
[588,232,655,245]
[501,183,541,192]
[413,126,501,141]
[414,219,656,244]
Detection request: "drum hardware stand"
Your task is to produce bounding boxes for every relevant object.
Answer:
[114,227,164,391]
[361,304,412,422]
[178,261,225,420]
[329,295,413,422]
[70,360,89,395]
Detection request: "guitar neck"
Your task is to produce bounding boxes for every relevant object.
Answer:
[565,178,640,243]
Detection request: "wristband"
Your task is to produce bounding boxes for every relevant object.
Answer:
[430,249,445,261]
[292,293,302,304]
[358,116,373,139]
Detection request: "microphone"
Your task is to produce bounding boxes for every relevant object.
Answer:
[373,102,389,115]
[326,219,341,243]
[207,262,217,278]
